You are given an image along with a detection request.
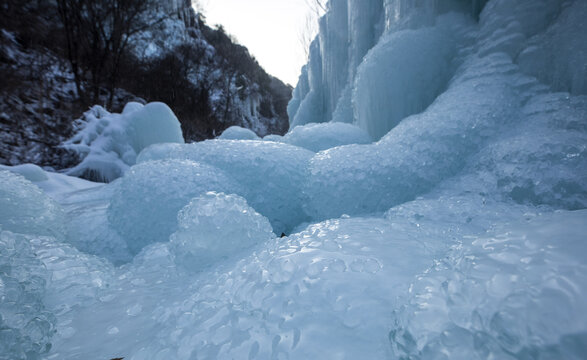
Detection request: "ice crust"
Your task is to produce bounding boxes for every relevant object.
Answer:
[274,122,372,152]
[137,140,314,234]
[63,102,184,182]
[218,126,260,140]
[169,192,274,272]
[0,170,66,240]
[1,0,587,359]
[108,159,241,255]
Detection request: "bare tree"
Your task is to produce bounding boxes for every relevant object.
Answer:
[298,0,328,61]
[56,0,170,107]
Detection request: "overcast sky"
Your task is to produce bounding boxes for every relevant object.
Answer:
[201,0,312,86]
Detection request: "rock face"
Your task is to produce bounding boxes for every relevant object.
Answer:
[0,0,291,170]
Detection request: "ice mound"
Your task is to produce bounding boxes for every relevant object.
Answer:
[47,216,444,359]
[0,170,66,239]
[0,231,55,360]
[169,192,274,272]
[388,209,587,359]
[279,122,372,152]
[108,160,241,255]
[63,102,184,182]
[137,140,314,234]
[0,163,48,182]
[218,126,260,140]
[304,53,524,221]
[64,185,133,265]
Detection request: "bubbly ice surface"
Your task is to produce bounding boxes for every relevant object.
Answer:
[108,159,241,255]
[218,126,261,140]
[137,140,314,234]
[279,122,372,152]
[169,192,274,272]
[1,0,586,359]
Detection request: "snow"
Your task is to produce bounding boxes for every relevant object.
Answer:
[1,0,587,359]
[62,102,184,182]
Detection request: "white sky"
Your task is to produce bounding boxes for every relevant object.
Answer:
[200,0,311,86]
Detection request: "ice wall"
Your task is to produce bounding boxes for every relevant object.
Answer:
[288,0,587,140]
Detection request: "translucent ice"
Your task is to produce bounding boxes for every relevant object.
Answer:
[137,140,314,234]
[0,170,66,239]
[388,209,587,359]
[304,53,525,221]
[218,126,260,140]
[108,159,241,254]
[353,20,460,140]
[0,231,55,360]
[279,122,372,152]
[169,192,274,272]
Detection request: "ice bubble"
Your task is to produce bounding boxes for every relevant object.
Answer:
[0,163,48,182]
[169,192,274,272]
[0,231,56,359]
[137,140,314,234]
[280,122,372,152]
[0,170,66,239]
[218,126,260,140]
[108,160,241,254]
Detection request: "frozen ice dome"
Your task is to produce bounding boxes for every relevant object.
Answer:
[218,126,260,140]
[280,122,372,152]
[137,140,314,234]
[0,163,48,182]
[169,192,274,272]
[108,159,241,255]
[0,170,66,239]
[63,102,184,182]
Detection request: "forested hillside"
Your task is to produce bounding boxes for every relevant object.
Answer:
[0,0,291,170]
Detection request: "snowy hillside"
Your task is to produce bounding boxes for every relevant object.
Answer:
[1,0,586,359]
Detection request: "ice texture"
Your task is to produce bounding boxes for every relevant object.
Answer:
[304,53,526,220]
[0,164,48,182]
[0,170,66,239]
[108,159,241,254]
[0,231,55,360]
[279,122,372,152]
[353,17,462,140]
[388,208,587,359]
[218,126,260,140]
[137,140,314,234]
[2,0,587,358]
[169,192,274,272]
[63,102,184,182]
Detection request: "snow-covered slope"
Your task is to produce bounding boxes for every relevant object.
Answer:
[0,0,586,359]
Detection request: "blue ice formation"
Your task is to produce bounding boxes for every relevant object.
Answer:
[62,102,184,182]
[1,0,586,359]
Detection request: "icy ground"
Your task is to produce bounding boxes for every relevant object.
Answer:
[1,0,587,359]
